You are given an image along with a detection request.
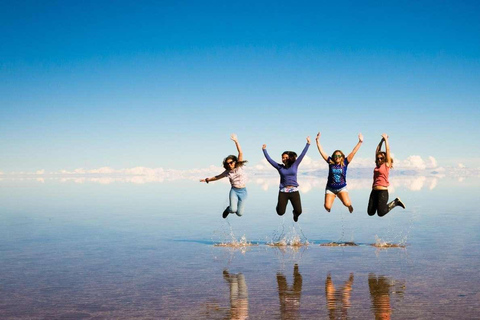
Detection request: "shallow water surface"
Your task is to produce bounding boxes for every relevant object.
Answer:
[0,176,479,319]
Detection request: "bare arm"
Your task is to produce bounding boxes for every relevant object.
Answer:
[382,133,392,167]
[315,132,329,162]
[200,172,227,183]
[375,137,384,159]
[346,133,363,163]
[231,133,243,162]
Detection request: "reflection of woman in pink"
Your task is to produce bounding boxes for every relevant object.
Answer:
[368,273,393,320]
[367,134,405,217]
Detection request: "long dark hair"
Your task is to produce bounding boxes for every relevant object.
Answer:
[223,155,248,170]
[282,151,297,169]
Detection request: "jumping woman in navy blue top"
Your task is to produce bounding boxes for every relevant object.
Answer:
[316,132,363,213]
[262,136,310,222]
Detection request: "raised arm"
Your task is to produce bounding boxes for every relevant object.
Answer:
[262,144,281,169]
[315,132,329,162]
[382,133,392,167]
[295,136,311,165]
[346,133,364,163]
[375,137,384,159]
[230,134,243,162]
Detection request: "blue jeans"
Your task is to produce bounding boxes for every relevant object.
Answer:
[228,187,248,216]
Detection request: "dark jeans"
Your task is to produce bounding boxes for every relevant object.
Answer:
[367,189,391,217]
[276,191,302,216]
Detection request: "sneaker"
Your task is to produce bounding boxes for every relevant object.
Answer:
[348,205,354,213]
[293,210,300,222]
[395,198,406,209]
[222,207,230,219]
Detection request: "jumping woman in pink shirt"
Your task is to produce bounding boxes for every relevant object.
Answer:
[367,134,405,217]
[201,134,248,219]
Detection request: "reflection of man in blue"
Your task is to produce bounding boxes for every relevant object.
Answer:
[277,264,302,320]
[223,270,249,320]
[325,273,354,320]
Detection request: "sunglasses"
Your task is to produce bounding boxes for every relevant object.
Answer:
[377,157,385,160]
[226,161,235,165]
[332,155,343,159]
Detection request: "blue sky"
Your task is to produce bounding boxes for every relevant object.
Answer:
[1,1,479,172]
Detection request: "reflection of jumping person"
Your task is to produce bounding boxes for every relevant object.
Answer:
[316,132,363,213]
[367,134,405,217]
[223,270,249,320]
[277,264,303,320]
[325,273,354,320]
[200,134,248,218]
[368,273,393,320]
[262,137,310,222]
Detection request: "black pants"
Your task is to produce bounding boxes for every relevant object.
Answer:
[367,189,393,217]
[276,191,302,216]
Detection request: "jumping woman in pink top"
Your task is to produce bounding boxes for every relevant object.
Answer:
[367,134,405,217]
[201,134,248,219]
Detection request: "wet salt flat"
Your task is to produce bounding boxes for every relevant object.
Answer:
[1,174,480,319]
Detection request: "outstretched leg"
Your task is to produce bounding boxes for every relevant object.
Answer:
[235,188,248,216]
[337,191,353,213]
[324,193,336,212]
[367,190,378,216]
[228,188,238,214]
[290,192,302,222]
[276,192,288,216]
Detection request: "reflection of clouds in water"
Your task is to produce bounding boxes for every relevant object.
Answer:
[405,176,426,191]
[8,173,443,190]
[255,175,440,192]
[5,155,480,188]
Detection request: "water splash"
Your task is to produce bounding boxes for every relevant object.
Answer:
[212,222,258,250]
[267,226,310,247]
[214,234,257,248]
[371,235,406,248]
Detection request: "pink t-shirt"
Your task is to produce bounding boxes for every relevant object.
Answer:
[220,165,246,188]
[372,163,390,188]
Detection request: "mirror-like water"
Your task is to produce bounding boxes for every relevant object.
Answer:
[1,176,479,319]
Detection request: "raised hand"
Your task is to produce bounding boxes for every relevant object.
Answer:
[230,133,238,142]
[316,132,321,141]
[358,133,364,142]
[306,136,311,144]
[262,144,267,150]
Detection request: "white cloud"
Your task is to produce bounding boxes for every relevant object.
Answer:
[427,156,437,168]
[399,155,426,170]
[6,154,480,188]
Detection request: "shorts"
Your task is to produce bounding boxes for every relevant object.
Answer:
[325,186,348,195]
